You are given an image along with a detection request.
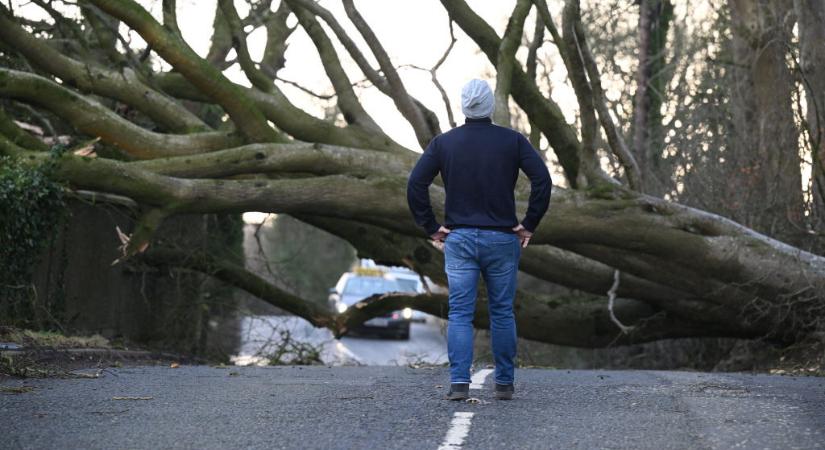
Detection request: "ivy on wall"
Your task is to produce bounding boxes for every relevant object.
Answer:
[0,147,67,328]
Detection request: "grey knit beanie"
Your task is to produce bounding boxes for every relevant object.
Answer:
[461,79,494,119]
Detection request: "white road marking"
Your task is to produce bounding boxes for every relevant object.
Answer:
[437,412,475,450]
[469,368,493,389]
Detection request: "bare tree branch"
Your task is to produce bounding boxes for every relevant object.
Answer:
[85,0,283,143]
[289,3,381,131]
[205,1,233,68]
[26,144,824,320]
[130,142,414,179]
[161,0,181,36]
[607,270,635,333]
[432,19,459,128]
[260,1,295,78]
[283,0,387,90]
[442,0,586,186]
[143,245,737,347]
[342,0,437,147]
[285,0,441,146]
[0,8,209,133]
[112,207,172,265]
[276,76,336,100]
[561,0,602,186]
[0,69,240,159]
[154,73,408,153]
[526,13,545,149]
[0,106,48,152]
[493,0,531,127]
[218,0,276,92]
[573,13,643,190]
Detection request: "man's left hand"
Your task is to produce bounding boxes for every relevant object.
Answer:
[513,224,532,248]
[430,226,451,250]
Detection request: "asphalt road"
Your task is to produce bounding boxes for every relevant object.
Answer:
[2,366,824,450]
[235,316,448,366]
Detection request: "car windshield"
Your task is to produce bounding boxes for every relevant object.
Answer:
[394,278,419,293]
[342,277,400,299]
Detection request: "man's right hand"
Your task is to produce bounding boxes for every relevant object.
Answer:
[430,226,451,250]
[512,224,532,248]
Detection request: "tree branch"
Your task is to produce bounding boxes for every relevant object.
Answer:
[0,8,209,133]
[40,146,825,324]
[112,207,172,265]
[342,0,437,147]
[285,0,442,147]
[218,0,275,92]
[566,0,642,190]
[0,106,48,152]
[289,4,381,131]
[283,0,387,91]
[260,1,294,78]
[493,0,531,127]
[432,19,459,128]
[161,0,181,36]
[526,13,545,149]
[441,0,586,186]
[130,142,415,179]
[143,247,336,329]
[205,1,233,68]
[143,246,742,347]
[85,0,282,143]
[560,0,602,187]
[155,72,408,154]
[0,69,241,159]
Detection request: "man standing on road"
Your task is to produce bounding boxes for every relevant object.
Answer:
[406,79,552,401]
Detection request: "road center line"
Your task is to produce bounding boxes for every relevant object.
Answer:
[469,369,493,389]
[438,412,475,450]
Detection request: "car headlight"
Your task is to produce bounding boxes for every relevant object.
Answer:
[402,307,413,319]
[336,303,348,313]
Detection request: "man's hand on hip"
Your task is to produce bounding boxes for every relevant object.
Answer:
[430,226,451,251]
[512,224,532,248]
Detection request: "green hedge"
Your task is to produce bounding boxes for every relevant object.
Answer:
[0,148,66,327]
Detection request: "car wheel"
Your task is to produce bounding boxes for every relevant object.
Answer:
[397,323,411,340]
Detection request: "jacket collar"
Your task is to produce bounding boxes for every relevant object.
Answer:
[464,117,492,125]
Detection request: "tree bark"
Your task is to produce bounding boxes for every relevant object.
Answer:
[631,0,673,195]
[727,0,805,245]
[795,0,825,236]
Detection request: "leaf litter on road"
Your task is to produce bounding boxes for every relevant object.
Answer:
[0,386,34,394]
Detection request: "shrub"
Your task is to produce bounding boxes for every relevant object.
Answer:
[0,148,66,327]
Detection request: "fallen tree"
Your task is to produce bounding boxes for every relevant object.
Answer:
[1,0,822,347]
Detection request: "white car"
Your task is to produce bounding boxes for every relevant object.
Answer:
[386,267,433,323]
[328,272,412,339]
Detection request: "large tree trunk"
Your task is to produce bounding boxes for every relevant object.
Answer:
[631,0,674,196]
[727,0,805,245]
[795,0,825,241]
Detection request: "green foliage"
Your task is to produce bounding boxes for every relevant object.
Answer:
[0,147,67,327]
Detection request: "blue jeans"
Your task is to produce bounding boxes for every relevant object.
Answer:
[444,228,520,385]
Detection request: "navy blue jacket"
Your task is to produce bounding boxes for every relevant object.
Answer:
[406,117,552,236]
